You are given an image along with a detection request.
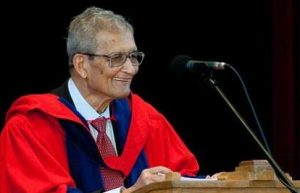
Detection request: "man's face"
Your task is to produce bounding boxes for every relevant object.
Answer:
[84,30,139,100]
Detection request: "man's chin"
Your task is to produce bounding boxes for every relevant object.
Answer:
[114,90,131,99]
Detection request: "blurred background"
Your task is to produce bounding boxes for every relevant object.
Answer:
[0,0,299,178]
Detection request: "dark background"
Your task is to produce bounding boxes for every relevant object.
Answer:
[0,0,299,178]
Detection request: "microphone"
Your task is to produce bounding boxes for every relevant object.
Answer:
[170,55,229,73]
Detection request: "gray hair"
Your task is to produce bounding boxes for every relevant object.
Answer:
[67,6,134,66]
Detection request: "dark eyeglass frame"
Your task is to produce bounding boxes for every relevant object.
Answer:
[77,51,145,68]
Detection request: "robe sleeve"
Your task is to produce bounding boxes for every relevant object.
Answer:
[0,112,82,193]
[144,111,199,176]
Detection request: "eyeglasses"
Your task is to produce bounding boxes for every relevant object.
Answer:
[78,51,145,68]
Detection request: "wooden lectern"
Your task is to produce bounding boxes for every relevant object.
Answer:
[132,160,300,193]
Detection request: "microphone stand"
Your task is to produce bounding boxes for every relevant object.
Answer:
[208,78,298,193]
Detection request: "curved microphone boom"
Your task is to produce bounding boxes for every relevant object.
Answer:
[170,55,298,193]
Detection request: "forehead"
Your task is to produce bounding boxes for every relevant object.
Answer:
[95,30,136,53]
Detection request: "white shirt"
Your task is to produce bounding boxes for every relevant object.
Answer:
[68,78,118,155]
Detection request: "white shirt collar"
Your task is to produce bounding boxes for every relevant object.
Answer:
[67,78,110,120]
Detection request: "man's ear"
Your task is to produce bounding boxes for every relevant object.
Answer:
[72,53,88,78]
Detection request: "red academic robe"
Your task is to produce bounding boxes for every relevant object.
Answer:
[0,93,199,193]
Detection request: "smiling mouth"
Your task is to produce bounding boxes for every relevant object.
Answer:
[114,77,132,83]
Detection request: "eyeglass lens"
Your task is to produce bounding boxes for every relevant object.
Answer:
[110,52,144,67]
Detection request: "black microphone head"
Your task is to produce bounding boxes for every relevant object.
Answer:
[170,55,192,80]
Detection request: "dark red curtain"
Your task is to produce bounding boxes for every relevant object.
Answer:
[272,0,300,179]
